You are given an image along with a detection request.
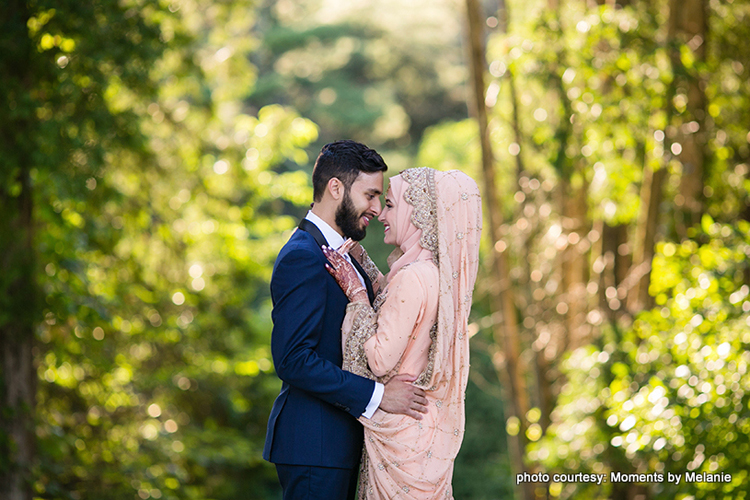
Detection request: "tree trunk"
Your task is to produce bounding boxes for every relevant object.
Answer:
[560,179,590,350]
[591,0,632,7]
[595,222,630,321]
[464,1,532,500]
[627,164,667,313]
[627,0,706,314]
[0,170,37,500]
[543,0,592,352]
[508,68,525,179]
[673,0,708,231]
[0,2,38,499]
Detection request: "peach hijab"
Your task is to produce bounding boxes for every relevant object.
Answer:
[360,167,482,499]
[388,167,482,392]
[385,173,434,280]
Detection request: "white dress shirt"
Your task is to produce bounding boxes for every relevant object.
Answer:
[304,211,384,419]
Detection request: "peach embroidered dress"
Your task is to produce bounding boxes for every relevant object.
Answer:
[341,168,482,499]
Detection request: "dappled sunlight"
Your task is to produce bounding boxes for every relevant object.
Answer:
[2,0,750,499]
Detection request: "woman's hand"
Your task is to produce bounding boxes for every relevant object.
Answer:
[345,240,365,264]
[323,245,368,303]
[337,238,367,266]
[345,239,385,296]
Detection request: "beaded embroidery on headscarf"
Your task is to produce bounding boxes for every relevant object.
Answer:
[400,167,439,264]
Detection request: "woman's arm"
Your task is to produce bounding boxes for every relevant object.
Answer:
[364,269,424,376]
[342,268,425,378]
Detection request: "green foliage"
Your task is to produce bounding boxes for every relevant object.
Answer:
[416,119,482,178]
[247,0,467,151]
[486,1,667,225]
[531,220,750,499]
[486,0,750,228]
[476,1,750,498]
[4,0,749,497]
[454,345,516,499]
[3,0,519,497]
[10,0,316,498]
[703,1,750,222]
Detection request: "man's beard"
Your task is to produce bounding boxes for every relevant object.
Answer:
[335,192,367,241]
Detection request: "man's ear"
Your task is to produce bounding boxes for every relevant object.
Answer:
[327,177,344,201]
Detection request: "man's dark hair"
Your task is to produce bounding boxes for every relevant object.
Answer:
[312,140,388,202]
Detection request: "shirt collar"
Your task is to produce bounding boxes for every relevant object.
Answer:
[305,210,345,249]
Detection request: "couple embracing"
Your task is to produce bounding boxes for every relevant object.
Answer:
[263,140,482,499]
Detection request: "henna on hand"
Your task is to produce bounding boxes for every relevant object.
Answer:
[322,246,368,303]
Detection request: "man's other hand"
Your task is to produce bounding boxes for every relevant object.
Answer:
[379,374,428,420]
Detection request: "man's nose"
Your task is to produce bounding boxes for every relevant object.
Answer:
[370,197,382,216]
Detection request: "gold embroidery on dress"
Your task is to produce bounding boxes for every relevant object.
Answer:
[342,302,378,381]
[413,322,438,388]
[372,283,387,310]
[358,446,370,500]
[359,246,382,287]
[342,288,389,381]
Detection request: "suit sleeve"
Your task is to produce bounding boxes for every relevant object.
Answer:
[270,246,375,418]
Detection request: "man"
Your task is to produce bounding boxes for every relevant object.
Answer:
[263,140,428,499]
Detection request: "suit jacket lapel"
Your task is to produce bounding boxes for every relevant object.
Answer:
[298,218,329,248]
[297,218,375,305]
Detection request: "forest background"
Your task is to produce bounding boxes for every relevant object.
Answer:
[1,0,749,499]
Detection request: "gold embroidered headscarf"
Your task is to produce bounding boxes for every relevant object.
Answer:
[394,167,482,394]
[341,167,482,499]
[385,173,436,280]
[386,167,482,498]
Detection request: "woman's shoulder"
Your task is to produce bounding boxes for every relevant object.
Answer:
[407,259,438,274]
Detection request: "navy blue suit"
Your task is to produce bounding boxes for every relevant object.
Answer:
[264,221,376,499]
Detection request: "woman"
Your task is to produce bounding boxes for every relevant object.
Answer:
[323,167,482,499]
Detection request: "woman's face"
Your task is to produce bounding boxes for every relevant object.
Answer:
[378,186,398,246]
